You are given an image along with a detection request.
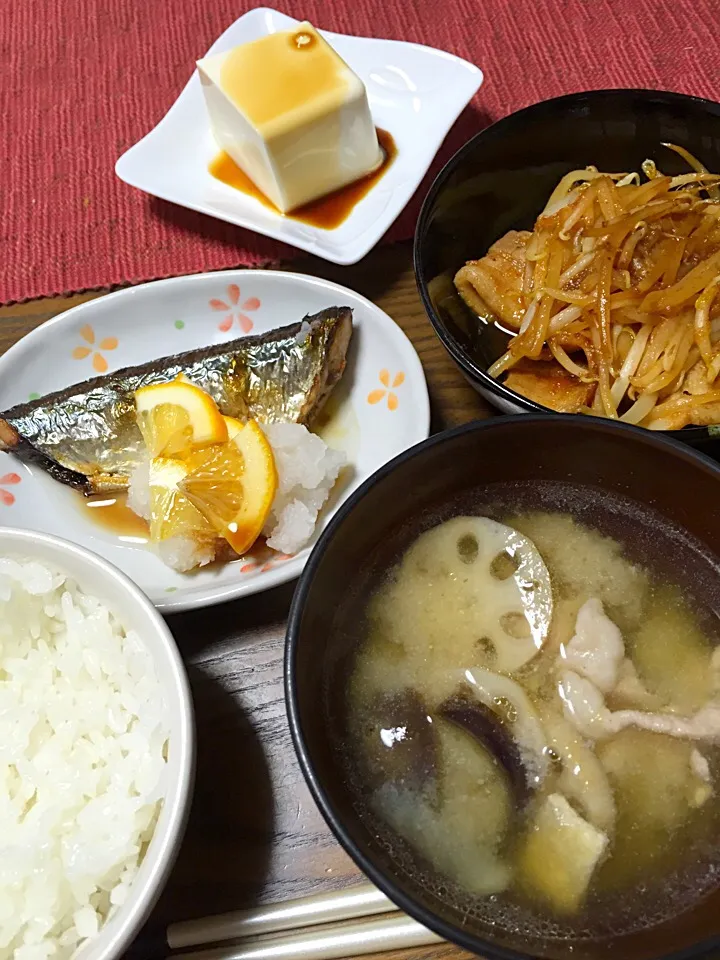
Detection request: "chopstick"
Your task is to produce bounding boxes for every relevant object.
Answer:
[152,882,444,960]
[169,912,443,960]
[167,883,397,949]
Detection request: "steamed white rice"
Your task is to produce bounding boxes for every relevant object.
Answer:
[129,421,346,571]
[0,560,168,960]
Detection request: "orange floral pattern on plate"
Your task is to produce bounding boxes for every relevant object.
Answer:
[72,324,118,373]
[0,472,21,506]
[210,284,262,333]
[239,552,292,574]
[368,369,405,410]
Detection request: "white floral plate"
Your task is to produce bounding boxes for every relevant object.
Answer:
[0,271,429,612]
[115,7,483,265]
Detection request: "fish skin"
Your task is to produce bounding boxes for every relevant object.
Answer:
[0,307,352,494]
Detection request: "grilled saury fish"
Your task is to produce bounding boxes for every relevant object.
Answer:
[0,307,352,494]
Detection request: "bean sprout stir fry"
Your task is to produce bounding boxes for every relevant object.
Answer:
[455,146,720,430]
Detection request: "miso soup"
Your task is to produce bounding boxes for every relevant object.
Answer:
[340,483,720,942]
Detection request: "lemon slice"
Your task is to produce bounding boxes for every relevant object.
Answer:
[148,457,217,543]
[223,416,244,440]
[135,378,228,458]
[180,420,278,555]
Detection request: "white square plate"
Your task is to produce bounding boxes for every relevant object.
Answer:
[115,7,483,265]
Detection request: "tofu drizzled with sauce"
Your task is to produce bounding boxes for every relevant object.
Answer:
[198,22,383,213]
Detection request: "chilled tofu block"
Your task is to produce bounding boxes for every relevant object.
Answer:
[517,793,608,914]
[197,22,383,213]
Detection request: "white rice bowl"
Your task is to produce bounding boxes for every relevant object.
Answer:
[0,534,192,960]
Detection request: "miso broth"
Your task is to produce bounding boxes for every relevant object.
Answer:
[340,484,720,942]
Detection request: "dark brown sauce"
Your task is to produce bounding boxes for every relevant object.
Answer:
[208,128,397,230]
[82,492,149,543]
[290,29,317,51]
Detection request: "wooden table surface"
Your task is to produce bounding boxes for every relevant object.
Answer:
[0,241,490,960]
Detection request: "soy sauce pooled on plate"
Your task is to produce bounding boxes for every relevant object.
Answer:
[209,129,397,229]
[342,488,720,940]
[83,492,149,543]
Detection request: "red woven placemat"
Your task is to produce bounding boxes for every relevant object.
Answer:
[1,0,717,304]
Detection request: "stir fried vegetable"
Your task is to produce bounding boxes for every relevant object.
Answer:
[455,146,720,429]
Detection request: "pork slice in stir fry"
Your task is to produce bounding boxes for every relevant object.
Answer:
[454,231,532,330]
[504,360,596,414]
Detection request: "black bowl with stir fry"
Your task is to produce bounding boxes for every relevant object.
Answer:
[286,415,720,960]
[414,89,720,444]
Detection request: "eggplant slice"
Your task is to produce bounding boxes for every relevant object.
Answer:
[439,694,531,805]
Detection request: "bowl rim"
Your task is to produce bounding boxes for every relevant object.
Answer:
[285,414,720,960]
[0,525,195,960]
[413,87,720,443]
